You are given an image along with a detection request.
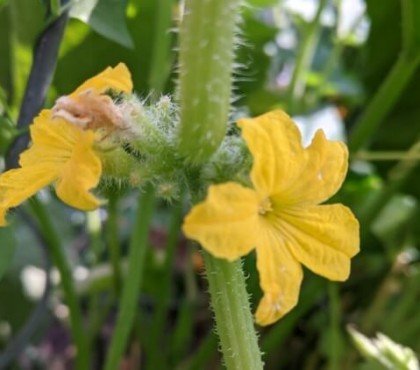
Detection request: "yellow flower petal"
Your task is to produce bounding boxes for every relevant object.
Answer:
[255,224,303,325]
[182,183,260,261]
[237,110,304,197]
[0,110,102,224]
[55,129,102,211]
[20,110,86,166]
[274,130,348,206]
[277,204,360,281]
[0,165,58,225]
[71,63,133,96]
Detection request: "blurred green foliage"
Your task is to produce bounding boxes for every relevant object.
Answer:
[0,0,419,369]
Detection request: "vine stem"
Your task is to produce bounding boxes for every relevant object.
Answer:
[104,186,155,370]
[29,197,89,370]
[349,53,419,153]
[148,0,174,94]
[177,0,264,368]
[177,0,241,163]
[358,140,420,232]
[203,252,264,370]
[287,0,328,111]
[327,283,341,370]
[349,0,420,153]
[106,194,122,294]
[146,199,184,370]
[6,5,68,170]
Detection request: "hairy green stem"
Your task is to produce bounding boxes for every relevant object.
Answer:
[29,197,89,370]
[349,54,419,153]
[203,252,264,370]
[177,0,263,367]
[177,0,241,163]
[104,186,155,370]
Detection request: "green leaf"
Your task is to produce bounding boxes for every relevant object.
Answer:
[372,195,417,246]
[359,0,420,199]
[55,0,163,97]
[0,228,15,282]
[70,0,134,49]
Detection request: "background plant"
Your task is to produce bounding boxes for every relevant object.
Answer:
[0,0,419,369]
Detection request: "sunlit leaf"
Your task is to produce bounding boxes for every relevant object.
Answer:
[70,0,134,49]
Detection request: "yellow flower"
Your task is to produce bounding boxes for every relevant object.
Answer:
[0,63,132,226]
[183,110,360,326]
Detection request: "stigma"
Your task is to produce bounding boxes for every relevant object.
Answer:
[258,197,273,216]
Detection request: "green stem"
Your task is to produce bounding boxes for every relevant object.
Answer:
[360,266,398,333]
[354,150,420,161]
[29,197,89,370]
[358,140,420,232]
[401,0,420,55]
[148,0,174,94]
[85,209,105,346]
[314,1,365,103]
[287,0,328,111]
[349,54,420,153]
[328,283,341,370]
[177,0,241,163]
[86,209,103,262]
[203,252,264,370]
[178,0,263,367]
[146,200,183,370]
[176,331,218,370]
[104,186,155,370]
[106,194,122,294]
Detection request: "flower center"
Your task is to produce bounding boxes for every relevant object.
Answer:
[258,197,273,216]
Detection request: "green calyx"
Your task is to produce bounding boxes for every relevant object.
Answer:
[96,94,252,203]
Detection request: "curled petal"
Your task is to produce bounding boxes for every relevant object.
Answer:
[182,183,260,261]
[71,63,133,96]
[275,130,348,206]
[30,111,102,210]
[55,130,102,211]
[238,110,304,197]
[277,204,360,281]
[21,110,84,166]
[255,224,303,326]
